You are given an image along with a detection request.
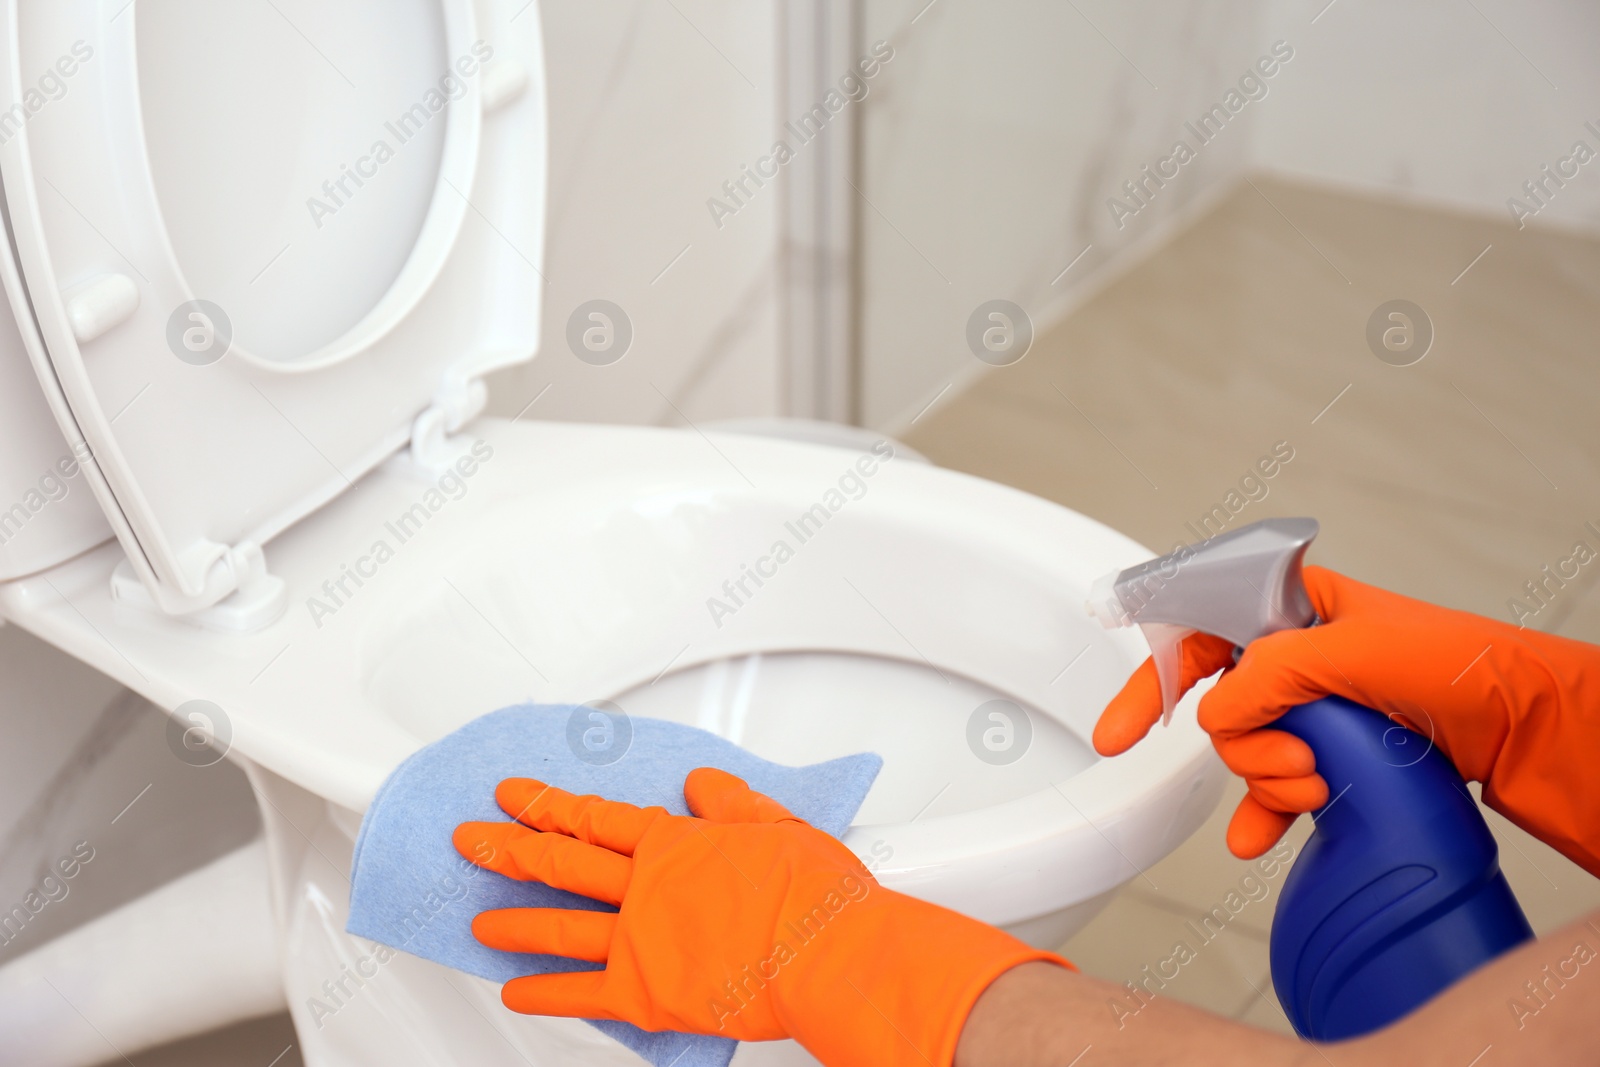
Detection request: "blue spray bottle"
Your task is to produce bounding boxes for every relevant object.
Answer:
[1087,518,1534,1040]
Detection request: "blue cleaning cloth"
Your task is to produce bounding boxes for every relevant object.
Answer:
[347,703,882,1067]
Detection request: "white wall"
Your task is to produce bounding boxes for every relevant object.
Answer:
[1254,0,1600,232]
[857,0,1275,430]
[485,0,786,427]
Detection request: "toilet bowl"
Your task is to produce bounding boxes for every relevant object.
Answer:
[1,418,1225,1065]
[0,3,1224,1064]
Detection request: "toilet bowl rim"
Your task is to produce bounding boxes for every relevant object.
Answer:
[0,419,1219,906]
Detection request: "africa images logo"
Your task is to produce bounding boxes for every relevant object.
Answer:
[304,441,494,627]
[705,440,896,628]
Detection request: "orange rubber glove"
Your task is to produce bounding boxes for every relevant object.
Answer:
[453,768,1067,1067]
[1094,565,1600,875]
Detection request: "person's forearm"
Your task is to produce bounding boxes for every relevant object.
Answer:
[957,909,1600,1066]
[1350,908,1600,1065]
[954,961,1313,1067]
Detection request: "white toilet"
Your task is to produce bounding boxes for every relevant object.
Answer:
[0,2,1224,1064]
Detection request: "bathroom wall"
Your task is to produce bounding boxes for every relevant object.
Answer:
[484,0,787,427]
[0,643,260,961]
[855,0,1600,433]
[1254,0,1600,232]
[856,0,1276,431]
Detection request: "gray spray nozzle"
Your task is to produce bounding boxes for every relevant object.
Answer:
[1087,517,1320,722]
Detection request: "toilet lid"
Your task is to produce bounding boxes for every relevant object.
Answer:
[0,0,546,612]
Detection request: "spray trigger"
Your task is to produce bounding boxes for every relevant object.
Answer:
[1086,568,1196,724]
[1087,519,1320,725]
[1140,623,1195,725]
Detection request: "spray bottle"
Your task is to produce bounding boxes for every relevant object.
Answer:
[1087,517,1533,1040]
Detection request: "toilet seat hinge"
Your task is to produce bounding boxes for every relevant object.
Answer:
[111,539,287,632]
[397,373,488,478]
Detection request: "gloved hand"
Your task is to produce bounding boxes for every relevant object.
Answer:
[453,768,1066,1067]
[1093,565,1600,875]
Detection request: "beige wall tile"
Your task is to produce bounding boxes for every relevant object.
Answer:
[906,177,1600,637]
[1131,777,1314,940]
[1234,979,1298,1036]
[1060,889,1274,1022]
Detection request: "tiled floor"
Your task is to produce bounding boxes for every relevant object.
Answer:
[106,175,1600,1061]
[904,174,1600,1035]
